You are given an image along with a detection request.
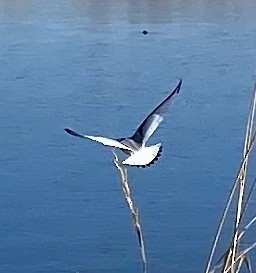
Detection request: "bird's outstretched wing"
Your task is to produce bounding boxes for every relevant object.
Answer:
[64,128,132,151]
[131,79,182,144]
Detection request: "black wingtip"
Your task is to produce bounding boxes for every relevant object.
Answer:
[175,79,182,94]
[64,128,73,134]
[64,128,81,137]
[165,79,182,100]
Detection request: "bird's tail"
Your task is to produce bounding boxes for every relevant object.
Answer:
[122,143,162,168]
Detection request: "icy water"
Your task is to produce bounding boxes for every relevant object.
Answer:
[0,1,256,272]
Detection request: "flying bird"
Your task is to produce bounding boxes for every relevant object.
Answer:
[65,79,182,168]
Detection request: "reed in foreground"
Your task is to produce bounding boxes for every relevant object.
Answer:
[205,81,256,273]
[113,151,147,273]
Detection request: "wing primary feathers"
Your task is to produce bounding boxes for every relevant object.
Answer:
[64,128,84,138]
[131,79,182,144]
[153,79,182,114]
[64,128,133,151]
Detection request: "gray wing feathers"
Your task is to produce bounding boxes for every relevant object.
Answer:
[141,114,163,144]
[131,79,182,144]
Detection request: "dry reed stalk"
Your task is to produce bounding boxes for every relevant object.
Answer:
[235,254,252,273]
[229,81,256,273]
[205,81,256,273]
[205,133,256,273]
[238,215,256,240]
[113,151,147,273]
[222,242,256,273]
[240,177,256,222]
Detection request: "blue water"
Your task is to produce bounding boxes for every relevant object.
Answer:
[0,1,256,272]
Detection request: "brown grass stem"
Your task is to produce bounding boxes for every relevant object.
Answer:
[113,151,147,273]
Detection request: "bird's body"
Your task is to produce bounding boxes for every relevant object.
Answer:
[118,138,141,154]
[65,80,182,167]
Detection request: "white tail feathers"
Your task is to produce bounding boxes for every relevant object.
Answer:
[122,143,162,167]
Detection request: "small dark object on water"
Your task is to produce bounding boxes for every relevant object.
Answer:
[142,30,148,35]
